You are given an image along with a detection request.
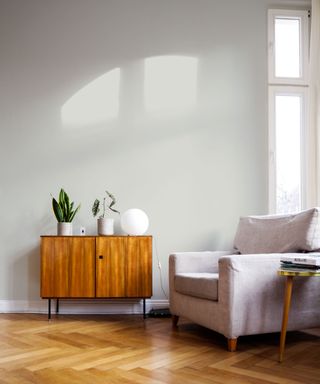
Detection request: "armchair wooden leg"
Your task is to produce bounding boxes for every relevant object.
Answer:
[172,315,179,327]
[227,338,238,352]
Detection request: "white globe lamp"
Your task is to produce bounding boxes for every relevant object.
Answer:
[121,208,149,235]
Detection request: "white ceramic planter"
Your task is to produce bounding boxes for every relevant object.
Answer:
[97,218,114,235]
[57,222,72,236]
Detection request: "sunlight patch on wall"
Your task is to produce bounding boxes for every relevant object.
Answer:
[61,68,120,127]
[144,56,198,114]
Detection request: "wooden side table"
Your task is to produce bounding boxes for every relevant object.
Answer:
[278,269,320,362]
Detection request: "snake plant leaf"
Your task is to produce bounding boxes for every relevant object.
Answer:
[65,194,70,218]
[52,197,64,222]
[69,204,81,222]
[59,189,67,219]
[59,188,65,205]
[52,189,80,222]
[68,202,74,220]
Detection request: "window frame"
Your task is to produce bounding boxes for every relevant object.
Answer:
[268,86,308,213]
[268,8,309,214]
[268,9,309,85]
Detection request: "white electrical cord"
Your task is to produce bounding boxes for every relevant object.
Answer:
[153,236,168,300]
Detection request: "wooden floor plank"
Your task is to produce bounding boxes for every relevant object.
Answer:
[0,314,318,383]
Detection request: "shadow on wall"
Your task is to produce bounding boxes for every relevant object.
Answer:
[61,55,199,128]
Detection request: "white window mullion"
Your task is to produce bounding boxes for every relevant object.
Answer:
[268,88,277,213]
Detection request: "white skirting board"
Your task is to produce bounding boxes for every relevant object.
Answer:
[0,299,169,315]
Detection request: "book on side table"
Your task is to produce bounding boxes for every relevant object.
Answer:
[280,253,320,272]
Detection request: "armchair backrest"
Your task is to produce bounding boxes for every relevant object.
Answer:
[233,208,320,254]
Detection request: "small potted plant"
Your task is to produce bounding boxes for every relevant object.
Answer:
[92,190,120,235]
[52,188,81,235]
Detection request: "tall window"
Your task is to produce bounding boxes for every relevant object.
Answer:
[268,9,309,214]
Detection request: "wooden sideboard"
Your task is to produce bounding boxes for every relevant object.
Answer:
[40,235,152,318]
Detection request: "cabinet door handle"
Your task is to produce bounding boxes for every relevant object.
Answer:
[98,255,104,259]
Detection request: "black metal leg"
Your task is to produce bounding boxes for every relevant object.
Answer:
[56,299,59,314]
[143,298,146,319]
[48,299,51,320]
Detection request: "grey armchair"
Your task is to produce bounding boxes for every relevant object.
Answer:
[169,209,320,351]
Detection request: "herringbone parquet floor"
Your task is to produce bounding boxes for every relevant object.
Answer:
[0,313,319,383]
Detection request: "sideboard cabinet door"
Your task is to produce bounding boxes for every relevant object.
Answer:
[41,237,95,298]
[96,236,152,298]
[96,237,126,297]
[69,237,95,297]
[126,236,152,297]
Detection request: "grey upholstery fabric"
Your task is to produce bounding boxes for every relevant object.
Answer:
[169,250,231,274]
[169,252,320,340]
[234,208,320,254]
[175,273,219,301]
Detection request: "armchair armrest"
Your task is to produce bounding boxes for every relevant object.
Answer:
[169,251,233,318]
[218,253,283,303]
[170,251,233,274]
[217,253,311,338]
[218,253,283,277]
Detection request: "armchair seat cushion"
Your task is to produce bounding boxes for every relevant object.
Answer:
[174,272,219,301]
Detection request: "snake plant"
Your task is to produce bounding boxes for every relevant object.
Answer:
[52,188,81,222]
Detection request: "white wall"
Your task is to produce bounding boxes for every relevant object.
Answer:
[0,0,310,308]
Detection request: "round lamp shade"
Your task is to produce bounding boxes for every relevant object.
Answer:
[120,208,149,235]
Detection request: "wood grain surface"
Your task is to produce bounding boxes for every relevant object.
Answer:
[0,314,319,383]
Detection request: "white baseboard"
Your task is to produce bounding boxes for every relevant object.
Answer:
[0,299,169,315]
